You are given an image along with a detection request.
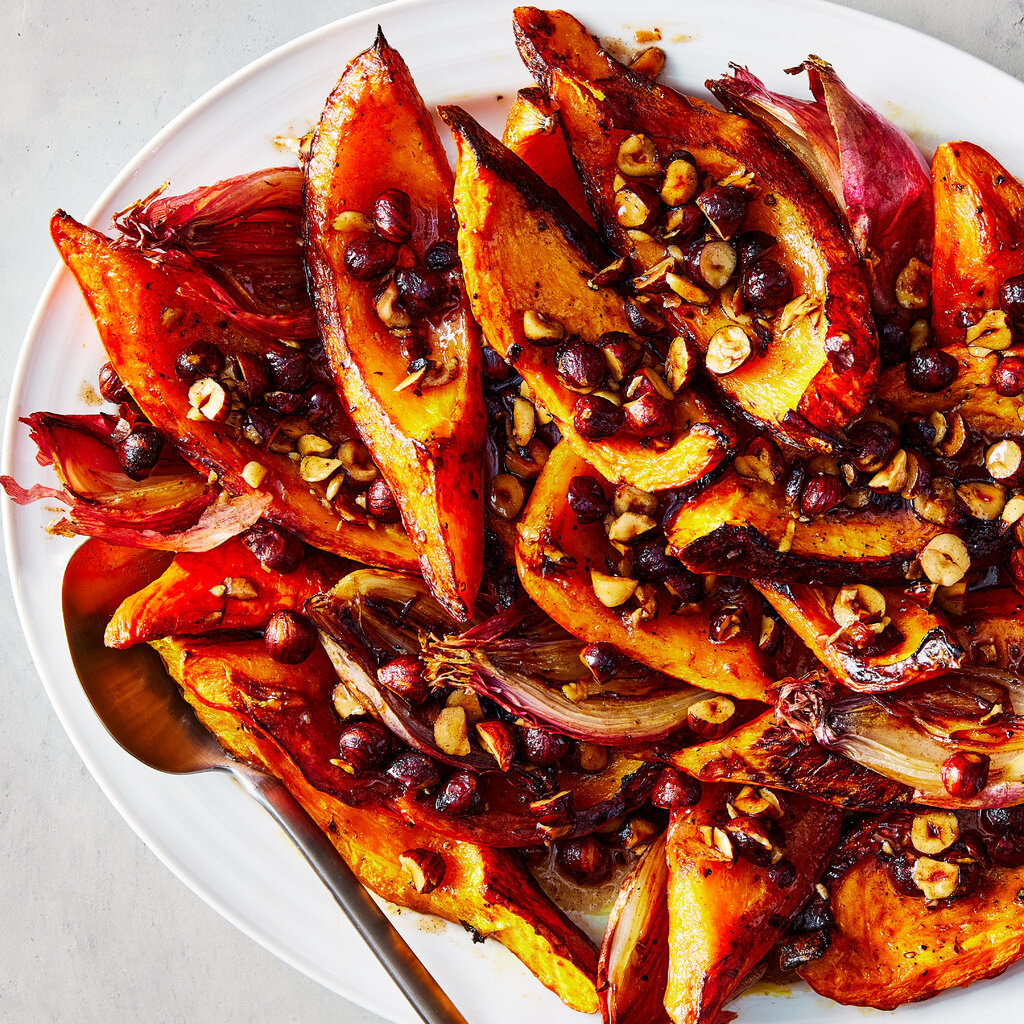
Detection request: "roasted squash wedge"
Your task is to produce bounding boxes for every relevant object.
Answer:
[798,812,1024,1008]
[664,784,841,1023]
[755,580,963,690]
[513,7,877,451]
[931,141,1024,346]
[502,87,593,224]
[51,213,417,572]
[304,32,485,620]
[442,104,735,492]
[953,586,1024,670]
[516,443,772,700]
[104,536,341,648]
[154,634,599,1013]
[665,469,950,584]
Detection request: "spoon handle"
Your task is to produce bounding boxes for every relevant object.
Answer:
[235,766,469,1024]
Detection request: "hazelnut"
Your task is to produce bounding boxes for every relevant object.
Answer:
[696,240,738,290]
[573,394,624,440]
[434,771,483,816]
[895,257,932,309]
[337,721,391,772]
[957,480,1006,521]
[665,334,696,392]
[174,341,225,382]
[696,184,750,239]
[687,696,737,740]
[476,720,517,771]
[366,477,401,522]
[395,267,446,319]
[907,347,958,392]
[920,533,971,585]
[590,570,638,608]
[706,325,751,375]
[999,273,1024,321]
[488,473,526,520]
[575,741,609,774]
[433,706,471,757]
[734,436,785,485]
[556,837,610,884]
[832,584,886,630]
[385,751,441,791]
[723,815,776,867]
[424,240,459,271]
[343,234,398,281]
[599,332,643,381]
[115,426,163,481]
[607,510,658,543]
[616,133,660,177]
[661,156,700,205]
[580,642,621,682]
[868,449,909,494]
[399,848,446,894]
[913,477,960,527]
[941,751,990,800]
[98,362,129,404]
[911,810,960,855]
[265,348,310,392]
[242,523,304,574]
[241,460,268,489]
[264,610,317,665]
[733,230,777,270]
[528,789,574,825]
[650,767,702,810]
[630,46,665,78]
[664,272,710,305]
[965,308,1013,350]
[624,392,674,437]
[372,188,413,243]
[375,280,412,330]
[187,377,230,422]
[847,420,898,474]
[522,310,564,345]
[555,336,606,393]
[377,656,428,704]
[742,258,793,311]
[935,411,969,459]
[619,816,660,850]
[624,299,665,336]
[519,727,570,767]
[799,474,847,516]
[876,313,911,366]
[300,454,343,483]
[986,440,1024,486]
[994,355,1024,396]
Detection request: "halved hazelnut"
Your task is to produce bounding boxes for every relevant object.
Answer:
[910,810,960,855]
[296,433,334,456]
[613,483,660,517]
[629,46,665,79]
[376,280,412,330]
[607,511,657,543]
[615,185,657,229]
[734,436,784,485]
[523,310,564,344]
[241,461,267,489]
[587,256,629,290]
[687,696,737,740]
[487,473,526,520]
[300,454,344,483]
[337,439,378,484]
[512,396,536,447]
[936,411,969,458]
[706,325,752,375]
[590,571,639,608]
[619,816,660,850]
[895,257,932,310]
[476,720,517,771]
[433,705,470,756]
[1001,494,1024,529]
[661,157,699,206]
[868,449,908,494]
[697,240,738,290]
[832,584,886,630]
[911,857,959,900]
[987,439,1024,486]
[920,533,971,586]
[913,477,959,526]
[665,335,695,392]
[965,308,1013,350]
[732,785,785,819]
[576,741,609,773]
[665,272,710,305]
[187,377,230,422]
[957,480,1007,521]
[399,848,446,894]
[616,133,660,177]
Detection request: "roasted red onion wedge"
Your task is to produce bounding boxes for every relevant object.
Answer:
[779,670,1024,808]
[0,412,267,550]
[113,168,314,339]
[710,59,932,312]
[598,834,671,1024]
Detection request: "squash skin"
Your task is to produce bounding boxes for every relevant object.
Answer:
[104,536,341,648]
[515,442,772,700]
[442,104,736,492]
[512,7,878,451]
[51,212,417,572]
[798,814,1024,1009]
[304,32,485,621]
[664,785,842,1024]
[154,635,600,1013]
[755,580,963,691]
[931,141,1024,346]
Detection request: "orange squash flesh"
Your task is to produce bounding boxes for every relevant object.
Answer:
[51,213,416,572]
[931,141,1024,346]
[516,442,772,700]
[664,785,841,1024]
[154,635,600,1013]
[304,32,486,621]
[513,7,877,451]
[754,580,963,691]
[442,104,735,492]
[952,586,1024,670]
[799,816,1024,1009]
[104,537,341,648]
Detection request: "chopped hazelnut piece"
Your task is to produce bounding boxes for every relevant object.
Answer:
[911,810,960,855]
[512,396,536,447]
[868,449,908,494]
[665,335,695,392]
[445,688,484,725]
[476,720,516,771]
[590,571,639,608]
[965,308,1013,350]
[187,377,230,422]
[296,433,334,456]
[616,133,660,177]
[920,533,971,586]
[223,576,258,600]
[241,461,267,489]
[331,210,374,233]
[607,510,657,543]
[831,584,886,630]
[522,310,564,344]
[911,857,959,901]
[629,46,665,79]
[613,484,660,517]
[300,454,344,483]
[399,848,446,894]
[375,280,411,330]
[433,705,470,756]
[895,257,931,309]
[665,272,710,305]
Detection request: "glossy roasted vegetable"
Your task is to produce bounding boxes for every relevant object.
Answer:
[514,7,877,451]
[304,32,486,620]
[516,443,772,700]
[51,213,417,572]
[798,812,1024,1008]
[664,784,841,1023]
[442,104,735,492]
[755,579,962,690]
[155,634,599,1012]
[953,587,1024,670]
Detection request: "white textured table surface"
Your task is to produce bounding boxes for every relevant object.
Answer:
[2,1,1024,1022]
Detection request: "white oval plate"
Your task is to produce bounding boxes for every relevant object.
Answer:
[5,1,1024,1021]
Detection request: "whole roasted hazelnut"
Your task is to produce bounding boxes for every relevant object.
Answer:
[696,184,750,239]
[624,392,674,437]
[265,348,310,392]
[435,770,483,816]
[396,266,446,318]
[907,346,958,393]
[573,394,624,440]
[519,726,570,767]
[876,313,911,366]
[741,258,793,311]
[847,420,899,473]
[385,751,441,791]
[242,522,305,574]
[174,341,225,381]
[978,806,1024,834]
[567,475,608,523]
[424,240,459,271]
[994,356,1024,397]
[556,336,606,393]
[264,609,317,665]
[377,655,428,703]
[650,767,702,810]
[115,426,164,481]
[337,720,391,772]
[372,188,413,243]
[940,751,990,800]
[366,477,401,522]
[580,642,622,683]
[999,273,1024,322]
[343,234,398,281]
[599,332,644,381]
[556,836,610,884]
[733,230,777,270]
[98,362,129,404]
[233,352,270,403]
[263,391,304,415]
[624,300,665,337]
[304,383,345,434]
[799,473,847,517]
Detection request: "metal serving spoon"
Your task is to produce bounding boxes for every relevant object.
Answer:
[61,537,467,1024]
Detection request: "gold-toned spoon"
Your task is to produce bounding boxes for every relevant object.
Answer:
[61,537,467,1024]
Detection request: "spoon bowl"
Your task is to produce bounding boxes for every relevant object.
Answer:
[61,537,466,1024]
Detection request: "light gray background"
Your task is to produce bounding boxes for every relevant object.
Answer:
[2,1,1024,1022]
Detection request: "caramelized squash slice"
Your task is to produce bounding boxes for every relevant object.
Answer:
[953,586,1024,670]
[155,634,599,1013]
[931,141,1024,346]
[799,813,1024,1008]
[51,213,416,571]
[755,580,962,690]
[104,537,341,648]
[664,785,841,1023]
[442,105,735,492]
[304,32,485,620]
[516,443,771,700]
[513,7,877,451]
